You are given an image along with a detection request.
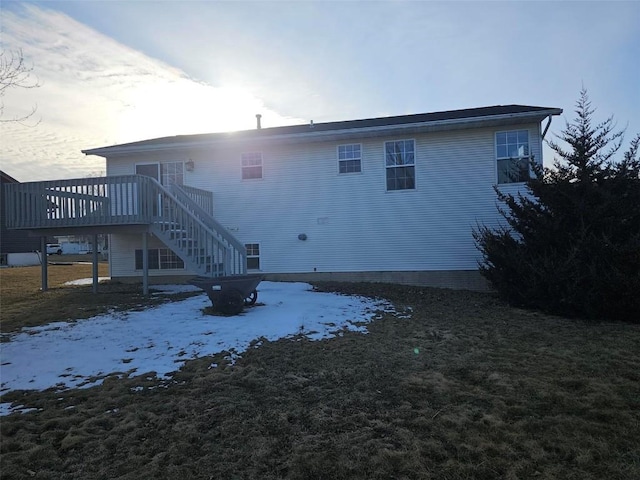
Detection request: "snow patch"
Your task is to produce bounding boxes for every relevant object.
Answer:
[0,282,397,414]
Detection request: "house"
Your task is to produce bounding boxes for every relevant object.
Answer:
[0,170,54,266]
[3,104,562,292]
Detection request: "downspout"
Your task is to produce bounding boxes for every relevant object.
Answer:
[541,114,553,140]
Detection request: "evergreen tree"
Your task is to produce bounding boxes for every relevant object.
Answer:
[474,89,640,321]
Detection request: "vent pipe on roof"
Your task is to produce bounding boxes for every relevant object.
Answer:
[310,120,314,129]
[256,114,262,129]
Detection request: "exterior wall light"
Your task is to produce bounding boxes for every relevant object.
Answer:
[298,233,307,241]
[185,159,195,171]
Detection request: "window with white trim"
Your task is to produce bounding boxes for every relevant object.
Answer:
[385,139,415,190]
[338,144,362,173]
[245,243,260,270]
[161,162,184,186]
[496,130,530,184]
[241,152,263,180]
[135,249,185,270]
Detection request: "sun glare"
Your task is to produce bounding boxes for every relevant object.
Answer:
[118,79,275,142]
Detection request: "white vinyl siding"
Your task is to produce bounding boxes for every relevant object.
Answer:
[106,123,542,279]
[109,234,193,279]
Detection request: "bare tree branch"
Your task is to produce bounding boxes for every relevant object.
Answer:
[0,48,41,125]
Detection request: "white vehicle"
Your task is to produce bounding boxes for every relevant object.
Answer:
[46,244,63,255]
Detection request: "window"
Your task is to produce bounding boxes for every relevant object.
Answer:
[135,249,185,270]
[160,162,184,186]
[245,243,260,270]
[385,140,415,190]
[338,144,362,173]
[496,130,530,184]
[242,152,263,180]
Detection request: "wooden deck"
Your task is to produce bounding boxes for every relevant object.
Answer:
[4,175,246,294]
[3,174,213,233]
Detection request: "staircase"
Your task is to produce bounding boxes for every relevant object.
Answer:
[148,180,247,277]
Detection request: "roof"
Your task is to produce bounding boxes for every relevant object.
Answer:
[0,170,20,184]
[83,104,562,157]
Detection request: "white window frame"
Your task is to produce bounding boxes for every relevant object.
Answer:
[245,243,261,270]
[241,152,263,180]
[337,143,362,174]
[495,130,530,184]
[135,248,185,270]
[160,161,184,186]
[135,162,184,186]
[384,139,416,191]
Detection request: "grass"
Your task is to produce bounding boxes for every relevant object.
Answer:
[1,265,639,479]
[0,257,192,335]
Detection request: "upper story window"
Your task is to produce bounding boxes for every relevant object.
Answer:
[338,144,362,174]
[385,139,415,190]
[496,130,530,184]
[242,152,263,180]
[161,162,184,186]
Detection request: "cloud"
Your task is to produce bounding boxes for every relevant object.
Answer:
[1,1,637,182]
[0,4,298,182]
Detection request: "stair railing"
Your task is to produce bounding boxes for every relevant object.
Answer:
[148,179,246,276]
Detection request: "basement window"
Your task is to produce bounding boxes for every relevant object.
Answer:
[135,249,184,270]
[245,243,260,270]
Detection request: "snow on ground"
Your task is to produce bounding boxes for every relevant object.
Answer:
[64,277,111,286]
[0,281,394,415]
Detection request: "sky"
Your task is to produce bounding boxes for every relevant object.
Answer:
[1,0,639,182]
[0,281,398,415]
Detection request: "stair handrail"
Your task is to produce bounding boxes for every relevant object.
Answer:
[145,177,246,275]
[169,183,246,253]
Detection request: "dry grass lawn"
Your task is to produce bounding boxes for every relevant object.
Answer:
[1,264,639,479]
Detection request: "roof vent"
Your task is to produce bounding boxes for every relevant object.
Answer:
[310,120,314,129]
[256,114,262,129]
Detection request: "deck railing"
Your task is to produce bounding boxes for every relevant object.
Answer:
[4,175,161,229]
[154,183,246,276]
[176,184,214,217]
[4,175,246,276]
[170,184,245,253]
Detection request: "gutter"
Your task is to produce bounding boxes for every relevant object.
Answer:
[83,108,563,158]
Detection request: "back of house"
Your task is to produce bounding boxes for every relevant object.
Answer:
[82,104,562,290]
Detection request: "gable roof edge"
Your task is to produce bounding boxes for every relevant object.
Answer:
[83,107,562,157]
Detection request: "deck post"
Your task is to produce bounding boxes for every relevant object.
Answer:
[142,231,149,295]
[40,236,48,291]
[91,234,99,294]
